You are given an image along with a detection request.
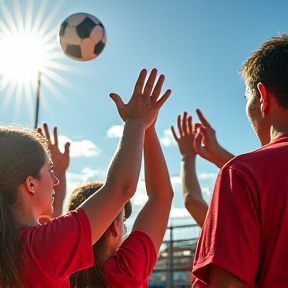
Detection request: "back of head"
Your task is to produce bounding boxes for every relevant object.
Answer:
[0,125,48,288]
[240,33,288,108]
[67,181,132,218]
[67,182,132,288]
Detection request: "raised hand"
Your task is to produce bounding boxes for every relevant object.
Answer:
[109,68,171,128]
[194,109,234,168]
[171,112,196,157]
[38,123,70,218]
[39,123,70,174]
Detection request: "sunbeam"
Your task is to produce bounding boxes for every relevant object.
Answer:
[0,0,78,121]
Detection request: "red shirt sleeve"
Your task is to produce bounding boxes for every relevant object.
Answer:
[21,209,94,281]
[192,165,260,287]
[104,231,157,288]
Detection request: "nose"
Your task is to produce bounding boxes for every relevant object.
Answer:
[49,171,60,186]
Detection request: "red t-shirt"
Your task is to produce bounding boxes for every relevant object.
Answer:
[21,209,93,288]
[104,231,157,288]
[192,136,288,288]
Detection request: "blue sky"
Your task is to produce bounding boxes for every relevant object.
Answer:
[0,0,287,231]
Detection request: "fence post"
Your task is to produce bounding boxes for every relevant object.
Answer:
[167,226,174,288]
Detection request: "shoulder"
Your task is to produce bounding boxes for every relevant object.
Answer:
[104,231,157,282]
[119,231,156,257]
[221,137,288,179]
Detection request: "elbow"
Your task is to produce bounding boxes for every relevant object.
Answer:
[107,180,137,200]
[184,194,197,210]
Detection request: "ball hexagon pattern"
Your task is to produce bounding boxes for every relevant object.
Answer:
[58,13,106,61]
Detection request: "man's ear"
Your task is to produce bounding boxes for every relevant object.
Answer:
[257,83,269,113]
[24,176,35,195]
[110,220,119,237]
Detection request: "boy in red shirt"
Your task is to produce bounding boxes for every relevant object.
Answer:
[192,33,288,287]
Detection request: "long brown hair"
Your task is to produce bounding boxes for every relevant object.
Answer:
[68,182,132,288]
[0,125,48,288]
[68,182,110,288]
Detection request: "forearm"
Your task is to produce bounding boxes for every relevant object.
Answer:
[132,126,173,252]
[181,154,208,227]
[51,171,66,218]
[80,118,146,244]
[211,146,235,168]
[105,118,146,197]
[144,126,173,200]
[181,154,203,201]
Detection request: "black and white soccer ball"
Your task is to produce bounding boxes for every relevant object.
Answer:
[58,13,106,61]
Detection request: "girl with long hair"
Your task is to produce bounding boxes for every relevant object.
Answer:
[0,68,171,288]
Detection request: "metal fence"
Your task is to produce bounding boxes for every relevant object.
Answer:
[149,223,200,288]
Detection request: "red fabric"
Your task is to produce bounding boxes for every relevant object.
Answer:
[21,209,93,288]
[104,231,157,288]
[192,136,288,288]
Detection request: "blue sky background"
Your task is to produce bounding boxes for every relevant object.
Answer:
[0,0,287,232]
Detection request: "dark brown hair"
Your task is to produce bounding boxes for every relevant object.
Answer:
[0,125,48,288]
[240,33,288,108]
[68,182,109,288]
[0,126,48,288]
[68,182,132,288]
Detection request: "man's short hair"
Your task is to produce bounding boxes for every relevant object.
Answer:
[240,33,288,109]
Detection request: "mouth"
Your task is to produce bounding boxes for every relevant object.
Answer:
[51,193,55,202]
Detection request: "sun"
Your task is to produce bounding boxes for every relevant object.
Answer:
[0,0,78,124]
[0,32,49,82]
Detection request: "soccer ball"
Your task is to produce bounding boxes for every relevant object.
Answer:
[58,12,106,61]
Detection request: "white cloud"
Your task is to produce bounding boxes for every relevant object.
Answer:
[58,135,101,158]
[160,129,177,147]
[64,169,217,233]
[107,125,124,138]
[198,172,217,180]
[169,208,191,218]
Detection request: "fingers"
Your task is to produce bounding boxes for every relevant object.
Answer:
[151,74,165,102]
[171,126,179,141]
[187,115,193,135]
[143,68,157,97]
[43,123,51,142]
[53,127,58,146]
[196,108,211,128]
[182,112,188,136]
[194,130,203,154]
[37,127,44,137]
[155,88,171,109]
[64,142,70,156]
[193,123,202,134]
[177,114,183,136]
[177,112,193,136]
[109,93,125,110]
[133,69,147,96]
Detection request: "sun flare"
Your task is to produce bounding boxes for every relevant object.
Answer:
[0,32,49,82]
[0,0,78,122]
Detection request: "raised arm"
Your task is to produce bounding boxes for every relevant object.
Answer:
[171,112,208,227]
[42,123,70,218]
[37,123,70,222]
[194,109,235,168]
[131,70,173,253]
[79,68,171,245]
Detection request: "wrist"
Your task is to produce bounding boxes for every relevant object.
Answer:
[125,118,146,129]
[181,153,196,161]
[212,147,234,168]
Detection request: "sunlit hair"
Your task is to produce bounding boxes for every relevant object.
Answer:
[0,124,49,288]
[67,182,109,288]
[240,33,288,108]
